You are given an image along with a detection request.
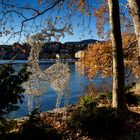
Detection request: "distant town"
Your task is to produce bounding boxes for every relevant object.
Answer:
[0,39,98,60]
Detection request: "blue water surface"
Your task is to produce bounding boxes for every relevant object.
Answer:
[4,61,113,119]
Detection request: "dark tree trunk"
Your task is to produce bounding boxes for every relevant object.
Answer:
[128,0,140,64]
[108,0,128,113]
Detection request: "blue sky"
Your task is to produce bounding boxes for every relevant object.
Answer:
[0,0,127,44]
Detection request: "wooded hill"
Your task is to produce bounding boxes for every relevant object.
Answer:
[0,39,98,60]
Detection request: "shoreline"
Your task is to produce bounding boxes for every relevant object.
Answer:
[6,104,75,121]
[0,59,77,64]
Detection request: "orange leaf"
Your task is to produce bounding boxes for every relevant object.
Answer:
[38,0,42,5]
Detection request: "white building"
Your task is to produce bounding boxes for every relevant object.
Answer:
[75,50,85,59]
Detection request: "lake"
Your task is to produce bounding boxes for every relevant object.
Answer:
[3,61,136,119]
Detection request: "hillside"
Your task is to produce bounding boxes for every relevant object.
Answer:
[0,39,99,60]
[65,39,99,45]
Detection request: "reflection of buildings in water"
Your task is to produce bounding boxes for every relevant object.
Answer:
[75,61,86,76]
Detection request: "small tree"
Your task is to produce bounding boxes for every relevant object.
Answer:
[0,63,30,116]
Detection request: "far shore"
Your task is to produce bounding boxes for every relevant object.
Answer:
[0,59,77,64]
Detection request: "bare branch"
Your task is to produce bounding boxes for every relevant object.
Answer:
[0,1,39,13]
[2,10,27,19]
[120,3,129,16]
[1,0,65,43]
[3,30,27,44]
[21,0,64,25]
[124,39,137,51]
[125,64,137,78]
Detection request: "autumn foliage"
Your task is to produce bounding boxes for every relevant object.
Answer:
[80,41,112,79]
[80,34,140,80]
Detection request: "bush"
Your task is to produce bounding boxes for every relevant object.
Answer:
[125,93,138,105]
[96,92,106,99]
[19,109,62,140]
[0,63,31,116]
[125,83,139,105]
[96,91,112,100]
[79,94,97,110]
[67,106,124,139]
[96,84,139,106]
[106,91,112,100]
[0,63,31,139]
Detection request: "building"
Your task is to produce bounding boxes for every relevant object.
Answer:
[75,50,85,59]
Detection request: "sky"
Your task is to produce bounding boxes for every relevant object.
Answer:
[0,0,127,45]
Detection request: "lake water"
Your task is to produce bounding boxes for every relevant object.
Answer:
[4,61,136,119]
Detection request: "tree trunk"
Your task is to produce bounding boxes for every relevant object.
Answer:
[108,0,128,113]
[127,0,140,64]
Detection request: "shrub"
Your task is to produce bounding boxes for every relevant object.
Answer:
[125,93,138,105]
[96,92,106,99]
[96,84,139,106]
[96,91,112,101]
[0,63,31,116]
[67,106,124,139]
[125,83,139,105]
[79,94,97,110]
[0,63,31,138]
[106,91,112,100]
[19,109,62,140]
